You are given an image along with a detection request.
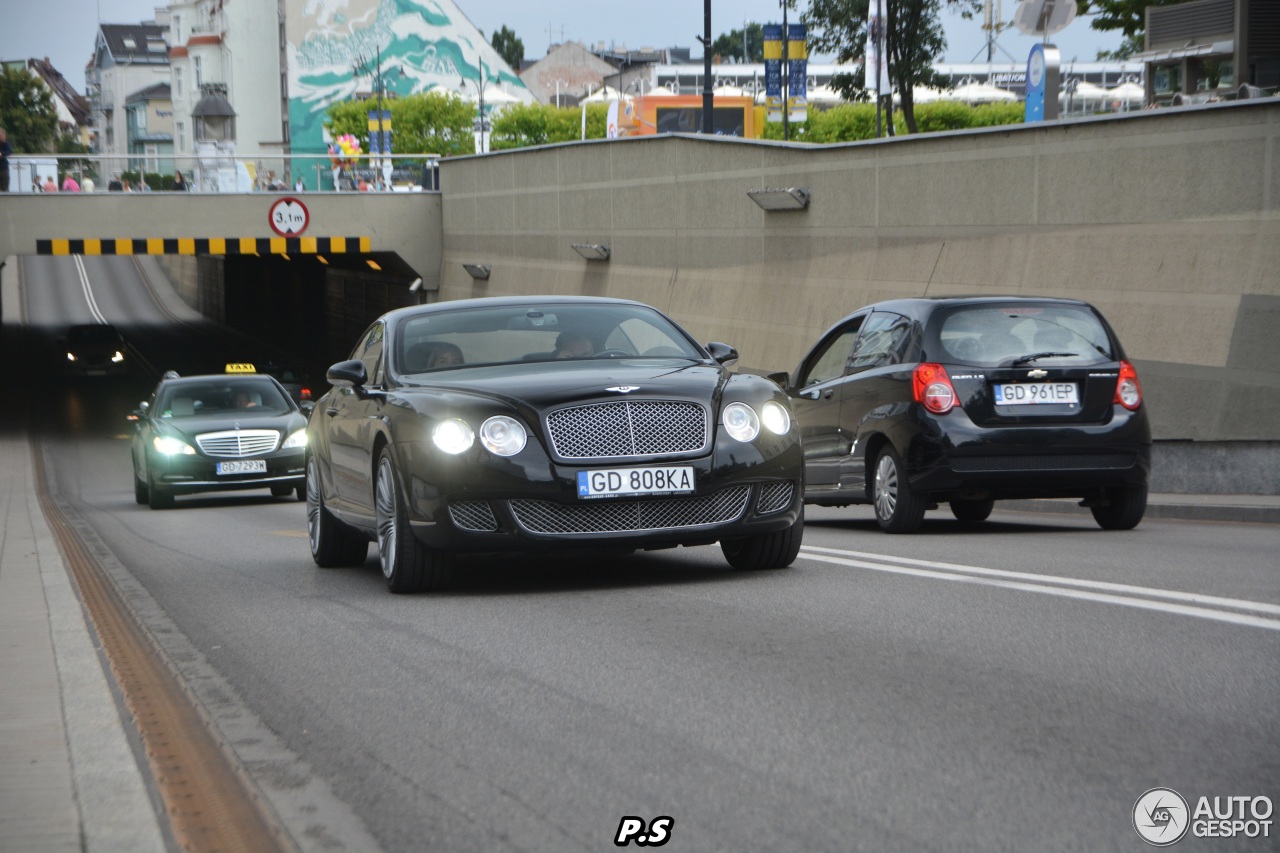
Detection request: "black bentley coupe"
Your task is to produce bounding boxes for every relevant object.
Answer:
[777,296,1151,533]
[305,296,805,593]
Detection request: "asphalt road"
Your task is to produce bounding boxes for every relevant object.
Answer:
[12,257,1280,852]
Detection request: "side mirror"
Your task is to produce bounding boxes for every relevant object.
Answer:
[767,371,790,389]
[299,400,316,415]
[326,359,368,388]
[705,342,739,367]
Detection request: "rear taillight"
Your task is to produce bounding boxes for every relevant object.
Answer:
[300,387,312,401]
[1114,360,1142,411]
[913,363,958,414]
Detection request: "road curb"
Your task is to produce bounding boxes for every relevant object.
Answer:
[1001,498,1280,525]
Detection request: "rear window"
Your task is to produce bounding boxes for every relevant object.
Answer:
[933,304,1114,367]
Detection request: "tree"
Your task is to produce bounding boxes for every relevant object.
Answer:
[0,65,59,153]
[711,23,767,63]
[803,0,981,134]
[491,26,525,71]
[326,90,475,157]
[1079,0,1183,59]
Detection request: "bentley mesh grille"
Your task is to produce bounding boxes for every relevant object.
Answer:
[509,486,750,535]
[195,429,280,457]
[449,501,500,532]
[950,453,1136,473]
[756,481,795,514]
[546,401,707,459]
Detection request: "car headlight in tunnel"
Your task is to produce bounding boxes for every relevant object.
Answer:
[66,353,77,362]
[432,419,475,455]
[283,429,307,449]
[479,416,527,457]
[761,400,791,436]
[722,402,761,442]
[153,436,196,456]
[112,351,125,363]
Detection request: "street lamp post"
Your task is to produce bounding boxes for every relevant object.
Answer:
[353,45,401,186]
[461,71,490,153]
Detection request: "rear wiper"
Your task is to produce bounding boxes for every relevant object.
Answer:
[1011,351,1079,366]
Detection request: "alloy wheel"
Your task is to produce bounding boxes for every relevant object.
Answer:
[375,457,398,580]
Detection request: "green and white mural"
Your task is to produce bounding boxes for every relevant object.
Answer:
[286,0,532,156]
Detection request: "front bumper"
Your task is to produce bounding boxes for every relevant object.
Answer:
[397,438,804,553]
[150,449,306,495]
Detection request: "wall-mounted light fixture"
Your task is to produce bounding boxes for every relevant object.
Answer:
[409,277,424,292]
[366,259,383,271]
[747,187,811,211]
[462,263,491,280]
[570,243,611,261]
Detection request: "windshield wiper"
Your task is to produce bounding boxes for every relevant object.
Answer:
[1011,351,1079,366]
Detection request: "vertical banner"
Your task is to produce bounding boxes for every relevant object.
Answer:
[764,23,783,123]
[607,99,620,138]
[787,24,808,122]
[866,0,890,96]
[367,111,381,157]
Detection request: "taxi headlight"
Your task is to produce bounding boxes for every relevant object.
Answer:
[283,429,308,449]
[153,436,196,456]
[479,416,527,457]
[432,419,475,455]
[761,400,791,435]
[722,402,760,442]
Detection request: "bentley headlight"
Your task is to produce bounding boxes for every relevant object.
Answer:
[479,416,527,457]
[153,435,196,456]
[761,400,791,435]
[722,402,760,442]
[283,429,308,449]
[432,419,475,455]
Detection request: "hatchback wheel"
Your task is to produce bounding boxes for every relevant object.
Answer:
[1091,484,1147,530]
[721,509,804,570]
[873,447,927,533]
[950,498,994,523]
[375,449,454,593]
[307,456,368,567]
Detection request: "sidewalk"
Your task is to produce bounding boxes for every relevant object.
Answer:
[1002,492,1280,525]
[0,433,165,853]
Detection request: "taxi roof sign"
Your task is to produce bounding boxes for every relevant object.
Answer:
[225,363,258,374]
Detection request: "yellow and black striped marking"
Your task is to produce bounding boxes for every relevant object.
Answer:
[36,236,373,256]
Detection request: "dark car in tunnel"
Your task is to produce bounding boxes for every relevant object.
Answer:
[130,372,310,509]
[63,323,128,376]
[305,296,806,593]
[776,296,1151,533]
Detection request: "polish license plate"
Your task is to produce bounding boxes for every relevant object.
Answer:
[216,459,267,475]
[994,382,1079,405]
[577,466,695,500]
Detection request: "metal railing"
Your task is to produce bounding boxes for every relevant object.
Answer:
[2,152,442,194]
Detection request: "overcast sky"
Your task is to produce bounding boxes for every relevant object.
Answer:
[0,0,1125,93]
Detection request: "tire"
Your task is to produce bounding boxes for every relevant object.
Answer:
[134,470,149,505]
[950,498,994,523]
[307,455,368,568]
[271,484,294,497]
[295,484,306,501]
[872,447,927,533]
[721,509,804,570]
[1091,484,1147,530]
[375,449,454,593]
[147,471,174,510]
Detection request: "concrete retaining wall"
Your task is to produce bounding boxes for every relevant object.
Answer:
[437,99,1280,449]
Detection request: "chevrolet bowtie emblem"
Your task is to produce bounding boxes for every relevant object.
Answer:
[605,386,640,394]
[1027,369,1048,379]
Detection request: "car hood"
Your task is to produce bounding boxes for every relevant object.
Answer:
[397,359,729,411]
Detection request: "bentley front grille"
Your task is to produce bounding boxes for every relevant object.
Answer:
[195,430,280,457]
[756,481,795,514]
[546,400,707,460]
[449,501,500,532]
[509,486,750,535]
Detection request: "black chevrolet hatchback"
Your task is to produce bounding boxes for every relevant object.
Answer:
[777,297,1151,533]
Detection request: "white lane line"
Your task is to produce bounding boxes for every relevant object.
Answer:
[75,255,108,323]
[799,547,1280,632]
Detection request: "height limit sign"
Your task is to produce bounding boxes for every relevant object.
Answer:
[268,197,310,236]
